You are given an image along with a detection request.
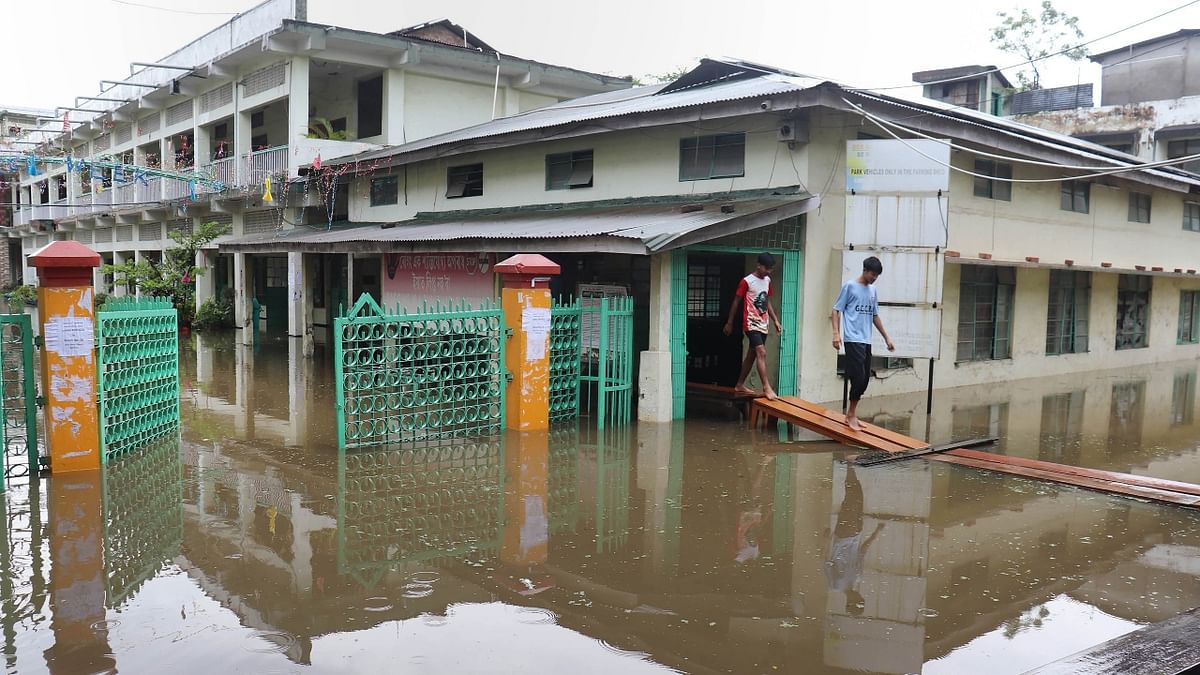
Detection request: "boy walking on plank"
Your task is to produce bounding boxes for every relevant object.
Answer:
[831,256,895,431]
[724,253,783,400]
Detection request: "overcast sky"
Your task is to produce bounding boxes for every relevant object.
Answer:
[5,0,1199,111]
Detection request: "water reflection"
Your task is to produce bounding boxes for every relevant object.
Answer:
[0,339,1197,673]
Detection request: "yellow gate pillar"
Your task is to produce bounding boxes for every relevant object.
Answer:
[29,241,103,473]
[496,254,560,431]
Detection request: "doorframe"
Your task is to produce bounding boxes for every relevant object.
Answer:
[670,244,803,418]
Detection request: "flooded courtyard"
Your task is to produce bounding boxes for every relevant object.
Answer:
[2,334,1200,674]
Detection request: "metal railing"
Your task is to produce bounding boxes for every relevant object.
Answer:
[115,182,138,209]
[77,192,94,215]
[137,178,161,204]
[246,146,287,187]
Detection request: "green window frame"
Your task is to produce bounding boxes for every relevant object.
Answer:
[679,133,745,181]
[369,175,398,206]
[546,149,594,190]
[1116,274,1152,350]
[972,159,1012,201]
[957,265,1015,362]
[1180,290,1200,344]
[1060,181,1089,213]
[1046,270,1090,355]
[446,163,483,199]
[1184,202,1200,232]
[1128,192,1151,223]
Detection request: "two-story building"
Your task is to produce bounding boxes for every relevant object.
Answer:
[216,58,1200,420]
[5,0,628,301]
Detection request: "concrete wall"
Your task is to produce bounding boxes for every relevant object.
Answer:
[1096,35,1200,106]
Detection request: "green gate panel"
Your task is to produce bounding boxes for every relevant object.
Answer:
[550,299,582,423]
[0,314,38,485]
[96,297,181,463]
[778,250,802,397]
[581,297,634,430]
[669,250,689,419]
[334,294,506,449]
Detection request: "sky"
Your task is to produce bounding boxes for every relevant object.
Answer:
[4,0,1200,111]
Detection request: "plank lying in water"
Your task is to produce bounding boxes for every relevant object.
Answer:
[854,437,998,466]
[749,397,925,454]
[686,382,763,400]
[943,448,1200,498]
[1026,607,1200,674]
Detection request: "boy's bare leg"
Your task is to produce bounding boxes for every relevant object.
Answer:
[734,347,757,394]
[846,399,861,431]
[753,345,777,400]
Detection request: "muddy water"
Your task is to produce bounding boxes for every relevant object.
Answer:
[1,334,1199,674]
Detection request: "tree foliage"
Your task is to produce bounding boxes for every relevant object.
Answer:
[102,220,230,324]
[991,0,1087,90]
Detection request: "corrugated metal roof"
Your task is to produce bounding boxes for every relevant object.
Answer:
[220,195,817,254]
[327,73,824,167]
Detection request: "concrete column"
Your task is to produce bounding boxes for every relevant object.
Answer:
[132,250,144,298]
[234,110,252,187]
[111,251,128,297]
[286,251,307,340]
[195,249,216,310]
[383,68,407,145]
[286,56,310,178]
[346,253,355,302]
[234,252,254,345]
[234,342,254,436]
[638,252,674,423]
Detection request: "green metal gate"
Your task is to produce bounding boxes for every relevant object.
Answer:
[0,314,39,483]
[334,294,506,449]
[581,296,634,430]
[96,298,181,463]
[549,298,582,423]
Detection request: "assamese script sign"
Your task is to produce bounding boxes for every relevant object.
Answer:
[846,139,951,193]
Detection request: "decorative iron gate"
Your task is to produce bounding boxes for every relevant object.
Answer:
[581,296,635,430]
[96,298,181,462]
[549,298,582,423]
[0,314,39,483]
[334,295,506,449]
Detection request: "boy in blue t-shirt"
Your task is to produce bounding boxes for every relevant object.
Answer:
[830,256,895,431]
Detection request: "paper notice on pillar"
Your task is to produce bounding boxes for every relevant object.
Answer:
[526,331,548,361]
[523,307,551,361]
[43,317,95,357]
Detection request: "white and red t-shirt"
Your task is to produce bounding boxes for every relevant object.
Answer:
[736,273,772,334]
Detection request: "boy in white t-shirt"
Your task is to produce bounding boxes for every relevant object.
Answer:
[723,253,783,400]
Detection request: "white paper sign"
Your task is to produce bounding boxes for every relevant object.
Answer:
[522,307,551,334]
[43,317,94,357]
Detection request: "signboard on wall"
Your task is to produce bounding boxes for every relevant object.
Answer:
[839,305,942,360]
[841,250,943,306]
[844,194,947,248]
[845,139,951,193]
[381,253,495,311]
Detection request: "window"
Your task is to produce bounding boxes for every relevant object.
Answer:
[686,264,722,318]
[679,133,745,181]
[973,160,1012,201]
[251,134,269,149]
[1184,202,1200,232]
[446,164,483,198]
[370,176,398,206]
[1046,270,1090,355]
[546,150,594,190]
[1060,181,1089,213]
[357,75,383,138]
[251,110,265,129]
[214,123,229,139]
[1128,192,1151,223]
[265,257,287,288]
[957,265,1015,362]
[1116,274,1152,350]
[1180,290,1200,344]
[1167,139,1200,174]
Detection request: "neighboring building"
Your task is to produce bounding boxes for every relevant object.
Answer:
[5,0,628,295]
[0,105,53,287]
[216,58,1200,419]
[912,65,1013,116]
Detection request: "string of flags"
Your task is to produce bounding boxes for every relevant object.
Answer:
[0,153,227,193]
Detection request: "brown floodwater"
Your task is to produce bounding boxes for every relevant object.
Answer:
[2,334,1200,674]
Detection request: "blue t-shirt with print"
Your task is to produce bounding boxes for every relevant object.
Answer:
[833,281,877,345]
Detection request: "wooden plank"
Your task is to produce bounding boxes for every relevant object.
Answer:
[854,437,998,466]
[1027,607,1200,675]
[686,382,763,400]
[774,397,929,451]
[929,454,1200,507]
[750,398,913,454]
[943,448,1200,497]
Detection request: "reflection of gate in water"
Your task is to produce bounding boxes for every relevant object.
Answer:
[337,439,505,588]
[0,314,39,484]
[580,426,631,553]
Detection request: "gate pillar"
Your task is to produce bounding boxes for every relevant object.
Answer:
[496,254,560,432]
[29,241,102,473]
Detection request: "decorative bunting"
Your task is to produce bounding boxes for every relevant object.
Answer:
[262,175,273,203]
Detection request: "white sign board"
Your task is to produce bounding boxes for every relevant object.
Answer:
[43,317,94,358]
[844,194,948,248]
[841,250,943,306]
[838,305,941,360]
[846,139,951,193]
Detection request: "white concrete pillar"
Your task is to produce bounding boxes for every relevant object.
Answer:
[636,423,682,575]
[383,68,407,145]
[286,251,306,339]
[346,253,355,303]
[638,252,674,423]
[286,56,310,178]
[234,252,254,345]
[111,251,128,297]
[195,248,216,310]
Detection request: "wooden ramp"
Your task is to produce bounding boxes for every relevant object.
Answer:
[750,396,1200,509]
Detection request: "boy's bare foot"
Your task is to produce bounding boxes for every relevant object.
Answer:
[847,416,862,432]
[764,387,778,401]
[734,385,757,395]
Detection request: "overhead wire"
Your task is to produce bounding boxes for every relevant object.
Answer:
[107,0,238,15]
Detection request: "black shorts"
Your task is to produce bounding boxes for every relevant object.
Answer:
[747,331,768,347]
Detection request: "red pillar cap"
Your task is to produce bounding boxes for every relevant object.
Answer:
[28,240,102,269]
[494,254,560,276]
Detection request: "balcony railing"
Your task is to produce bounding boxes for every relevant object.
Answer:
[137,178,161,204]
[14,208,30,227]
[246,146,288,187]
[115,182,138,209]
[77,192,93,215]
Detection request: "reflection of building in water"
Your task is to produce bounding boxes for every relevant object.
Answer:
[337,439,504,586]
[1040,390,1085,464]
[102,434,183,607]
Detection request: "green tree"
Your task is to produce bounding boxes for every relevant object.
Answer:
[991,0,1087,90]
[102,220,230,324]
